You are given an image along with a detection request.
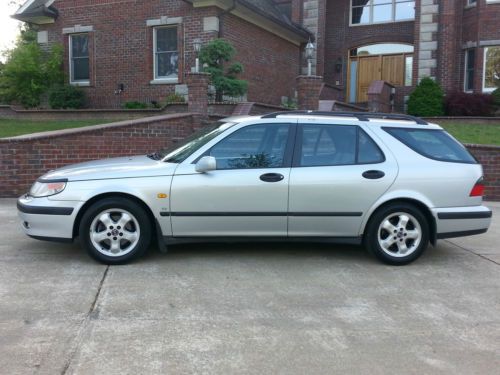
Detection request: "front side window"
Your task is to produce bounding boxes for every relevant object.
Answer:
[483,46,500,92]
[464,49,475,92]
[70,34,89,83]
[384,128,476,163]
[351,0,415,25]
[297,124,384,167]
[154,26,178,81]
[209,124,290,170]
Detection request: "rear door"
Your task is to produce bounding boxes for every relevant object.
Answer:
[288,120,398,237]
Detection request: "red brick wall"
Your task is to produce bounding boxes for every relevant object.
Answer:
[0,114,197,197]
[322,0,415,98]
[467,144,500,201]
[41,0,301,108]
[222,13,301,105]
[0,114,498,201]
[436,0,500,94]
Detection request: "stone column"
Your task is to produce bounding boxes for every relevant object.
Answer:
[185,72,210,116]
[296,75,323,110]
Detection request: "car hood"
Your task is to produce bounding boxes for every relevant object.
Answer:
[39,155,177,181]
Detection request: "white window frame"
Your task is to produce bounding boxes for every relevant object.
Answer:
[349,0,415,26]
[482,46,500,93]
[152,26,179,84]
[69,33,90,86]
[464,49,475,92]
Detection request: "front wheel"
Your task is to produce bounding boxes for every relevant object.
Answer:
[364,203,429,265]
[79,198,152,264]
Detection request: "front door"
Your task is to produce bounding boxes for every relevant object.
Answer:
[288,120,398,237]
[358,56,381,102]
[170,123,293,237]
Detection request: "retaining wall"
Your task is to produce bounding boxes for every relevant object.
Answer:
[0,114,197,197]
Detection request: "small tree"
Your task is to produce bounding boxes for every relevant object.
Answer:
[407,77,445,116]
[199,39,247,102]
[0,29,64,108]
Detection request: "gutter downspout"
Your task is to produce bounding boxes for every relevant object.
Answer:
[218,0,237,38]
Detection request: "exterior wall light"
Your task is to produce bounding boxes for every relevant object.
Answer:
[305,40,315,76]
[193,38,202,73]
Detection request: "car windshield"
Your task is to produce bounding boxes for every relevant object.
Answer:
[153,121,236,163]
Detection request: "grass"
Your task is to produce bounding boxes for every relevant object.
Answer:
[439,122,500,146]
[0,119,115,138]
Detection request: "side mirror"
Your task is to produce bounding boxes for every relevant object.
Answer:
[195,156,216,173]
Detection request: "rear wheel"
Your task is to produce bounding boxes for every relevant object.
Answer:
[79,198,152,264]
[365,203,429,265]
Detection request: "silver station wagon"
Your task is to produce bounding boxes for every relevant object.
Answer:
[17,111,492,265]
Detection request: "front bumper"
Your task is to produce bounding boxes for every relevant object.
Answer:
[17,195,85,241]
[432,205,492,239]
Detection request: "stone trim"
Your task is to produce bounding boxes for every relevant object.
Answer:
[418,0,439,80]
[146,16,183,27]
[62,25,93,34]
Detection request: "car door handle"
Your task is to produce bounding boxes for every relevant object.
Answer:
[260,173,285,183]
[362,170,385,179]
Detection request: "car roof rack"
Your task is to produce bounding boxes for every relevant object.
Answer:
[260,111,429,125]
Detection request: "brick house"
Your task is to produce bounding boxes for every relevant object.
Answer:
[13,0,500,111]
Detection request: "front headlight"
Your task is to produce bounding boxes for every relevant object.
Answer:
[29,180,67,197]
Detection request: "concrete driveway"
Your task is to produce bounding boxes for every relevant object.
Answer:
[1,199,499,375]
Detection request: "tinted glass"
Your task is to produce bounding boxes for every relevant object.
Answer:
[358,129,385,163]
[156,27,177,52]
[299,125,357,166]
[384,128,476,163]
[209,124,289,169]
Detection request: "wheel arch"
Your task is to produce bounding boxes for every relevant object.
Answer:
[362,198,437,246]
[72,192,157,239]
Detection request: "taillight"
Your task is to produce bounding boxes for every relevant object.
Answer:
[470,177,485,197]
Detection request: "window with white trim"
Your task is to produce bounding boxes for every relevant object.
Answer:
[464,49,475,92]
[351,0,415,25]
[69,34,89,84]
[153,26,179,82]
[483,46,500,92]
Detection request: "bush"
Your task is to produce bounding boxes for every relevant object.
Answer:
[164,93,185,104]
[445,92,494,116]
[199,39,248,102]
[123,101,148,109]
[49,85,86,109]
[407,77,445,116]
[492,88,500,107]
[0,29,64,108]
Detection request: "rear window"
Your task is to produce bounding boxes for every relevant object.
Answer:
[384,127,476,163]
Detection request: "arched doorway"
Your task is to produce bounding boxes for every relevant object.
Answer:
[348,43,413,103]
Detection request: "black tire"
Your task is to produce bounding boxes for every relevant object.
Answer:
[79,197,152,265]
[364,203,430,265]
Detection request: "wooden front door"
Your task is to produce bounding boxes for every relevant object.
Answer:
[357,56,381,102]
[352,54,407,103]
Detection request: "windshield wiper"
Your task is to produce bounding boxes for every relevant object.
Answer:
[147,152,163,160]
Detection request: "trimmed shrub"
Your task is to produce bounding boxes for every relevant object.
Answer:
[407,77,445,116]
[492,88,500,107]
[49,85,86,109]
[445,92,494,116]
[123,101,148,109]
[164,93,185,104]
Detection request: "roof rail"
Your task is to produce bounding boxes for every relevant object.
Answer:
[261,111,428,125]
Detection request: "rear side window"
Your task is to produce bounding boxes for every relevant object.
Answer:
[384,128,476,163]
[296,124,385,167]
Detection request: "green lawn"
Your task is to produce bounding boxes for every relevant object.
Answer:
[439,122,500,146]
[0,119,114,138]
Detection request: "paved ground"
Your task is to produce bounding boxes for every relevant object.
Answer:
[0,198,499,375]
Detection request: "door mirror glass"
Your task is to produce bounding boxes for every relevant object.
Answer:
[195,156,216,173]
